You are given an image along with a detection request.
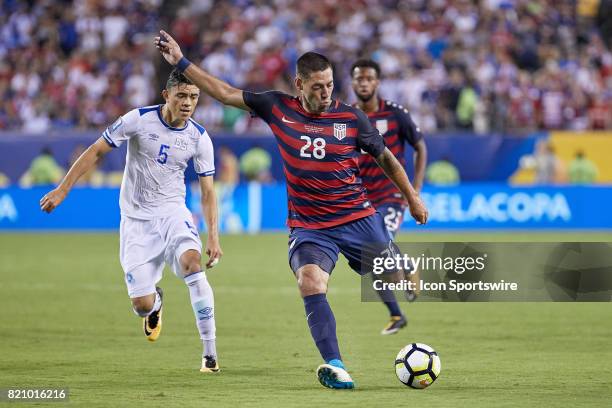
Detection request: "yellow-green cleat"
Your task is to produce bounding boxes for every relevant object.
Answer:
[381,315,407,335]
[143,287,163,342]
[200,355,220,373]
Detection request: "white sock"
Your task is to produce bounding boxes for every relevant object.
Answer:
[184,271,216,358]
[204,340,216,358]
[151,291,162,313]
[132,291,161,317]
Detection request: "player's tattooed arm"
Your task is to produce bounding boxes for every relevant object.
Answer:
[412,140,427,193]
[155,30,249,111]
[40,138,112,213]
[199,175,223,268]
[375,148,428,225]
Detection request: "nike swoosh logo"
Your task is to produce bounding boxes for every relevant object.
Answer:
[144,322,152,336]
[282,116,296,124]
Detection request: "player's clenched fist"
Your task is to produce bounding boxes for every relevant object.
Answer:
[205,238,223,269]
[154,30,183,65]
[408,195,428,225]
[40,188,67,213]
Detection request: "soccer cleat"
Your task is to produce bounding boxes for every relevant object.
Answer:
[406,268,420,302]
[143,287,163,342]
[316,359,354,389]
[200,355,220,373]
[405,290,418,302]
[381,315,407,335]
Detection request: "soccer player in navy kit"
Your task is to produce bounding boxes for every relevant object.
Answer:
[155,30,428,389]
[351,59,428,335]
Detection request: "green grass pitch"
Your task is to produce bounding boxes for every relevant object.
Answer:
[1,232,611,407]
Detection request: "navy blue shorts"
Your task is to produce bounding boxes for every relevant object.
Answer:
[288,213,397,275]
[375,202,406,237]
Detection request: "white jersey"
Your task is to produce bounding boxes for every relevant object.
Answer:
[102,105,215,219]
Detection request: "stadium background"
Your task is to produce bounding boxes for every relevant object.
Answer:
[0,0,611,231]
[1,1,611,407]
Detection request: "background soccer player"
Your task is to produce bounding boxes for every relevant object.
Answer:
[351,59,428,335]
[155,30,428,389]
[40,70,223,373]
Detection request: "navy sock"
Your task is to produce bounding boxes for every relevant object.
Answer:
[303,294,341,362]
[372,274,402,317]
[383,299,402,317]
[377,289,402,317]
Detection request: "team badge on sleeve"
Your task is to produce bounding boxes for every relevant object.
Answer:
[333,123,346,140]
[110,117,123,133]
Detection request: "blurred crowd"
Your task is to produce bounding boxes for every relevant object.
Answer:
[0,0,161,132]
[1,0,611,135]
[5,143,274,188]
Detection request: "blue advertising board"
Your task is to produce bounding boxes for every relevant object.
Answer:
[417,185,611,229]
[0,132,538,183]
[0,187,121,230]
[1,184,611,231]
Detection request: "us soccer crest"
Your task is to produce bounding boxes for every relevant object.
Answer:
[333,123,347,140]
[375,119,388,135]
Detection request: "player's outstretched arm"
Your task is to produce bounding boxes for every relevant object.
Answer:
[155,30,248,111]
[412,140,427,193]
[375,148,428,224]
[40,138,112,213]
[199,175,223,268]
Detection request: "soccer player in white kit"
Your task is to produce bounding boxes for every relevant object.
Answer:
[40,69,223,373]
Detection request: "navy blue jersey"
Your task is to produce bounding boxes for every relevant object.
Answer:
[243,91,385,229]
[358,99,423,208]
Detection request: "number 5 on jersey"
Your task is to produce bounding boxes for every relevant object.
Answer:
[300,135,326,159]
[157,144,170,164]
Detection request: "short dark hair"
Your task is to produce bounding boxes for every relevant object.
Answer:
[350,59,381,78]
[166,68,194,89]
[297,52,332,79]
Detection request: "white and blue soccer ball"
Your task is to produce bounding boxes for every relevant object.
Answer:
[395,343,441,389]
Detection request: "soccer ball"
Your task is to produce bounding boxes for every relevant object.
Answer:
[395,343,441,389]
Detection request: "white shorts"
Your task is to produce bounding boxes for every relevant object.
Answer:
[120,207,202,298]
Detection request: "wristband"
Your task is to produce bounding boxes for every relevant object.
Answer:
[176,57,192,73]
